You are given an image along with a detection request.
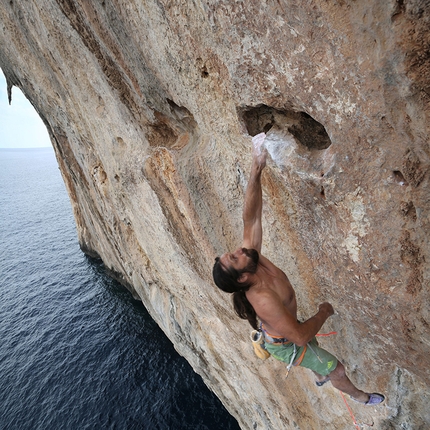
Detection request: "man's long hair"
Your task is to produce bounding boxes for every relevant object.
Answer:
[212,251,259,329]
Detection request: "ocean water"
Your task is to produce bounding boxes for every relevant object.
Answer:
[0,148,239,430]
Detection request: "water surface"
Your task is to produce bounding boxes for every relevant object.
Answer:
[0,148,239,430]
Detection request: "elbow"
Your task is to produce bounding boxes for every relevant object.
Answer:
[294,338,308,347]
[294,331,312,347]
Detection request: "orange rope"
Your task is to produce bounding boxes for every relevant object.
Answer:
[340,391,361,429]
[293,345,307,366]
[316,331,338,337]
[340,391,374,429]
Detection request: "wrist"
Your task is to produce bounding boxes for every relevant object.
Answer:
[318,308,330,320]
[252,160,264,174]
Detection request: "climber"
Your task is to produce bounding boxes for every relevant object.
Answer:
[212,133,385,406]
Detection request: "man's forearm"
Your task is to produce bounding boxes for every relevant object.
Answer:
[296,309,331,346]
[243,159,264,224]
[242,135,267,250]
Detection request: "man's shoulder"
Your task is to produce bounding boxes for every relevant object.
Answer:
[257,253,284,272]
[257,252,274,265]
[247,283,281,305]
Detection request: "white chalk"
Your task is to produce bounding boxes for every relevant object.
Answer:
[263,128,297,169]
[252,132,266,155]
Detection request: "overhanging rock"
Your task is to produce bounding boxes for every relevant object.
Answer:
[1,1,429,428]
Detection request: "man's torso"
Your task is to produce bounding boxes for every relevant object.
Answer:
[246,254,297,336]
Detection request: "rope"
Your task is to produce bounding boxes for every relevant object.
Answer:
[340,391,361,429]
[316,331,338,337]
[340,391,374,429]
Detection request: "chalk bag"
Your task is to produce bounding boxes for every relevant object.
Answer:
[250,330,270,360]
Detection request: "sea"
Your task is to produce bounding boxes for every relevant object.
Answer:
[0,147,240,430]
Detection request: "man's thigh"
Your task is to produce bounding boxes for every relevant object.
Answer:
[300,337,338,376]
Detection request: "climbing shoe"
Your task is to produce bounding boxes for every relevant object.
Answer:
[315,377,330,387]
[365,393,385,405]
[351,393,385,406]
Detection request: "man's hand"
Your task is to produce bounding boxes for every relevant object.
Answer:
[319,302,334,318]
[252,132,267,169]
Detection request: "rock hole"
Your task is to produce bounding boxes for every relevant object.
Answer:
[166,98,199,138]
[288,112,331,150]
[320,186,325,199]
[166,98,196,125]
[201,65,209,78]
[196,58,210,79]
[263,123,274,133]
[239,104,275,137]
[146,99,198,150]
[93,164,107,185]
[402,149,425,187]
[391,0,405,21]
[147,112,178,148]
[393,170,408,186]
[238,104,331,150]
[401,201,417,221]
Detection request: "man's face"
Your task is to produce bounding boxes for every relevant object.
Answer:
[219,247,259,273]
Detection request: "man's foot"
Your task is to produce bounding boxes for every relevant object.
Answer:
[351,393,385,406]
[315,376,330,387]
[365,393,385,405]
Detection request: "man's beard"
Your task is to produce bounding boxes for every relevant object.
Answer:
[242,248,259,274]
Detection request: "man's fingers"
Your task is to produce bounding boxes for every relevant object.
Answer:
[319,302,334,316]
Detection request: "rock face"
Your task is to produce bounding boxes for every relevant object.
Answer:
[1,1,429,428]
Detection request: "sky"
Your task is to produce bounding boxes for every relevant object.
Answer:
[0,69,51,148]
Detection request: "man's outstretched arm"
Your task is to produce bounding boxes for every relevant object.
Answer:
[242,133,267,253]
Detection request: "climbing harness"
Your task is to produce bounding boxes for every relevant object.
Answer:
[284,343,302,377]
[260,324,337,378]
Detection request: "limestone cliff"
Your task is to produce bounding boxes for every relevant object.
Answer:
[1,1,429,428]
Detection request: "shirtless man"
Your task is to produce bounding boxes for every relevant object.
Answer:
[212,133,384,406]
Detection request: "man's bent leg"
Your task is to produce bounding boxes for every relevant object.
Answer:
[329,361,369,403]
[301,339,369,402]
[265,338,381,404]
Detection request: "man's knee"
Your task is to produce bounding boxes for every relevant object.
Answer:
[329,361,346,379]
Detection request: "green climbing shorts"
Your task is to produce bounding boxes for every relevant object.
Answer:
[264,337,338,376]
